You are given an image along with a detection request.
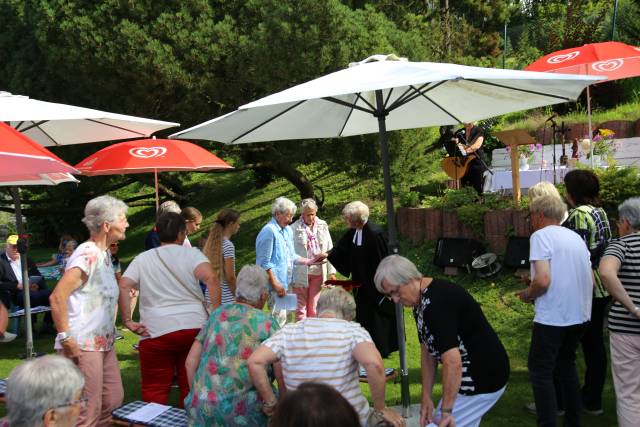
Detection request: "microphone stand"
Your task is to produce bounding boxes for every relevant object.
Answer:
[549,119,558,184]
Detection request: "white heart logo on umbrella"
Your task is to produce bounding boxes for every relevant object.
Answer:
[547,51,580,64]
[129,147,167,158]
[592,59,624,72]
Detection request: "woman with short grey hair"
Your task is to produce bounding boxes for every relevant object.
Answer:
[375,255,509,427]
[342,200,369,224]
[185,264,284,426]
[50,195,127,426]
[256,196,316,326]
[316,285,356,321]
[271,196,297,216]
[315,200,398,357]
[599,197,640,427]
[4,355,85,427]
[291,198,336,320]
[248,287,404,426]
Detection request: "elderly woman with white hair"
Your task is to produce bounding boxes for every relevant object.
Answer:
[599,197,640,427]
[49,195,127,427]
[248,287,404,427]
[256,196,317,326]
[184,264,282,426]
[316,200,397,358]
[291,198,336,320]
[2,355,85,427]
[374,255,509,427]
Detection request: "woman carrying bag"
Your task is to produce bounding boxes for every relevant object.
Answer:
[119,212,220,406]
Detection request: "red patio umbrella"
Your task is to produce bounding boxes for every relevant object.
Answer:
[74,138,233,209]
[525,41,640,163]
[0,122,79,357]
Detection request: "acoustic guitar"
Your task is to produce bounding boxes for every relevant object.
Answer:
[441,154,477,180]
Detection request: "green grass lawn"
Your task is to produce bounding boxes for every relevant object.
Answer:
[0,167,620,425]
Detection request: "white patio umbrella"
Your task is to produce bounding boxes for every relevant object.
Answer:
[0,91,179,146]
[171,55,603,414]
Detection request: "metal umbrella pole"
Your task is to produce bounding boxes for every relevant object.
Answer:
[10,186,35,359]
[374,90,410,416]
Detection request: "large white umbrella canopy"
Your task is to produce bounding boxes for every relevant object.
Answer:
[171,55,603,414]
[0,91,179,146]
[172,56,603,143]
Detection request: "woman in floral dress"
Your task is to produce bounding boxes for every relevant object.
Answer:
[49,195,128,427]
[184,265,282,426]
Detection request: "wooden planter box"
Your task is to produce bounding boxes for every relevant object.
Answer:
[397,207,531,251]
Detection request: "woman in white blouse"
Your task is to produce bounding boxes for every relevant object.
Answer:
[291,198,336,320]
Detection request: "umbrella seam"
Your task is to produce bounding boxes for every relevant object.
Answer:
[230,100,306,143]
[86,119,148,137]
[465,79,573,101]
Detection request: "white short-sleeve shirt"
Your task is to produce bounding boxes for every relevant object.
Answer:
[123,245,209,338]
[530,225,593,326]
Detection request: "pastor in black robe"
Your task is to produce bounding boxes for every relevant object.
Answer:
[327,221,398,357]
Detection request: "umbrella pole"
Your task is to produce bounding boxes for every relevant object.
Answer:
[154,169,159,211]
[10,186,35,359]
[375,90,410,417]
[587,86,594,168]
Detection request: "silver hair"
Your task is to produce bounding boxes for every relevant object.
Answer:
[316,287,356,321]
[619,197,640,230]
[157,200,181,220]
[81,195,128,234]
[300,198,318,212]
[7,355,84,427]
[236,265,269,303]
[271,197,297,216]
[529,194,567,222]
[374,255,422,293]
[342,201,369,223]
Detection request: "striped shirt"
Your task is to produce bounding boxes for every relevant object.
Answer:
[263,317,372,426]
[221,238,236,305]
[604,233,640,335]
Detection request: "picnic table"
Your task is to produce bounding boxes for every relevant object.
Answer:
[111,401,187,427]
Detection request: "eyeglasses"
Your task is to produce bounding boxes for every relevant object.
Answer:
[383,287,401,300]
[49,397,88,411]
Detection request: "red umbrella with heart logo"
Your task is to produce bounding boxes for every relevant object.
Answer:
[525,41,640,163]
[75,138,232,209]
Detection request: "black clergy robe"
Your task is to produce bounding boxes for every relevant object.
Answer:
[328,222,398,357]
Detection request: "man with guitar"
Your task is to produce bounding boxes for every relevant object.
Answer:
[451,122,487,194]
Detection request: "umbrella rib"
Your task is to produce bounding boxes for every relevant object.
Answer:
[86,119,148,137]
[323,96,376,115]
[16,120,47,133]
[383,87,394,109]
[419,93,463,124]
[231,100,306,143]
[387,82,444,112]
[465,79,573,101]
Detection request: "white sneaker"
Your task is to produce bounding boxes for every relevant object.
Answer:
[0,332,17,343]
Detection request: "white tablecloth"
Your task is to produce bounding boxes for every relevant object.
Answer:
[488,167,569,192]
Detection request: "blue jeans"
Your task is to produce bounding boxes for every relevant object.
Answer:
[528,322,587,427]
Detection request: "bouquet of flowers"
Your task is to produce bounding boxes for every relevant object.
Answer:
[592,128,619,157]
[506,143,542,163]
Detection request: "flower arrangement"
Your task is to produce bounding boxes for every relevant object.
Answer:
[506,143,542,162]
[591,128,619,157]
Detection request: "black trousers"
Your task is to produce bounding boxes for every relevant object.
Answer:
[528,322,587,427]
[461,159,486,194]
[553,297,610,411]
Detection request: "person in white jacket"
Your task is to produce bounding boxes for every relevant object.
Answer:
[291,198,336,320]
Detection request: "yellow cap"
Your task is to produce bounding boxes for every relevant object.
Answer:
[6,235,18,245]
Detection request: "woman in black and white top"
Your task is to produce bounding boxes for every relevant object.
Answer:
[599,197,640,427]
[374,255,509,427]
[203,208,241,305]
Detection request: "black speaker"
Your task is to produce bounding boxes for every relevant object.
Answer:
[503,236,530,269]
[433,238,485,267]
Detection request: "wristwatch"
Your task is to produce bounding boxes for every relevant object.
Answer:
[56,331,72,342]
